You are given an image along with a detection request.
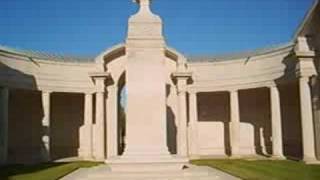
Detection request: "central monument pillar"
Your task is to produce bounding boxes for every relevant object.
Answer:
[107,0,187,171]
[125,0,169,156]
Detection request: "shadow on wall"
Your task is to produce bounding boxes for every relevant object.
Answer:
[312,55,320,159]
[239,88,272,156]
[197,90,273,157]
[50,92,84,160]
[198,92,231,156]
[117,72,126,155]
[0,61,45,164]
[166,84,177,154]
[1,61,84,164]
[275,53,303,160]
[310,25,320,160]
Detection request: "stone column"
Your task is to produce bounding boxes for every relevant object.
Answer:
[269,85,284,158]
[177,86,188,156]
[90,72,110,161]
[95,91,105,161]
[299,77,317,162]
[188,91,199,156]
[0,88,9,165]
[173,72,192,157]
[79,93,94,159]
[41,91,51,162]
[229,90,240,157]
[294,37,318,163]
[107,85,118,158]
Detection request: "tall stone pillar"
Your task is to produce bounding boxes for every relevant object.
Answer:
[108,0,187,171]
[79,93,94,160]
[90,72,110,161]
[107,85,118,158]
[229,90,240,157]
[173,72,192,157]
[95,91,105,161]
[0,88,9,165]
[188,91,199,156]
[41,91,51,162]
[269,85,284,158]
[124,0,169,157]
[299,77,317,162]
[294,36,318,163]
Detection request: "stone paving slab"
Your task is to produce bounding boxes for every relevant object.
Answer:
[61,164,240,180]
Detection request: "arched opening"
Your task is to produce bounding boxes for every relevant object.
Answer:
[117,72,127,155]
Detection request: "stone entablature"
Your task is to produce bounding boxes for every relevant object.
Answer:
[0,42,297,94]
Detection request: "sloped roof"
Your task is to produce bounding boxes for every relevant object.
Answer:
[293,0,319,39]
[0,42,295,63]
[0,45,94,63]
[187,42,294,63]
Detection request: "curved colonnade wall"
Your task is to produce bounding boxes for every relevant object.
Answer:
[187,44,306,158]
[0,50,98,163]
[1,41,313,163]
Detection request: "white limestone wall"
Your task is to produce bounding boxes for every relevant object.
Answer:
[0,53,96,93]
[101,49,180,155]
[165,57,180,154]
[0,43,307,160]
[197,92,229,156]
[196,90,271,156]
[189,46,294,92]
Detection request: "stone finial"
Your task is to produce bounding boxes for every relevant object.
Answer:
[133,0,153,15]
[133,0,152,6]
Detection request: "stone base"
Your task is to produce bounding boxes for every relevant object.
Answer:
[270,155,286,160]
[106,155,188,172]
[304,159,320,165]
[61,164,240,180]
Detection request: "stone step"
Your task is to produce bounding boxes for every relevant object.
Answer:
[62,164,240,180]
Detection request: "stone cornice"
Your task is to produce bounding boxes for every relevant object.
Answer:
[172,72,193,80]
[294,51,316,58]
[89,72,111,79]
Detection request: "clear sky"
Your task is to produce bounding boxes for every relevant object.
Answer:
[0,0,314,56]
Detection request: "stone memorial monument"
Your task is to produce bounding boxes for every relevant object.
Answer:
[107,0,188,171]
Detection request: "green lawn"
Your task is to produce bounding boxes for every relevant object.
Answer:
[192,159,320,180]
[2,160,320,180]
[0,161,100,180]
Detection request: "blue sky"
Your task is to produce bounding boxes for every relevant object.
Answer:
[0,0,314,56]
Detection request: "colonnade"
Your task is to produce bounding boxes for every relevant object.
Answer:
[186,79,317,162]
[0,74,318,164]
